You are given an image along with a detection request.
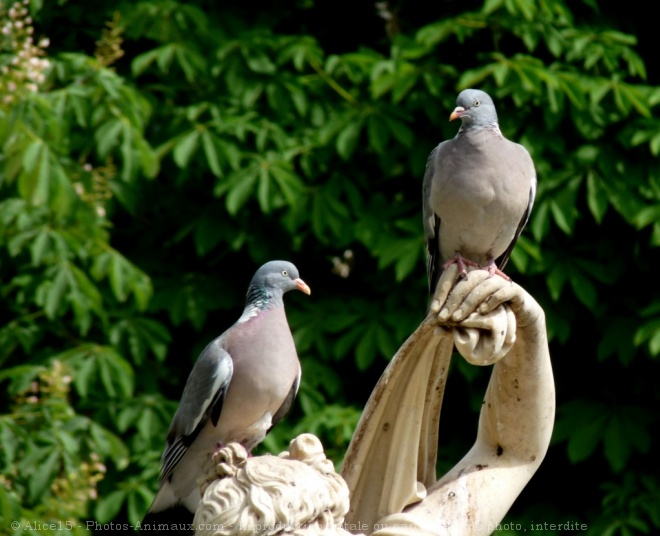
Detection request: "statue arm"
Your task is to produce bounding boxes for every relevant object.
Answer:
[376,271,555,535]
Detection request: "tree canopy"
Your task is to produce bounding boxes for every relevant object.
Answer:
[1,0,659,534]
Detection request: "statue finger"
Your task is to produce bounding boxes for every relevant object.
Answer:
[477,283,524,315]
[437,269,490,322]
[450,276,511,322]
[454,305,516,365]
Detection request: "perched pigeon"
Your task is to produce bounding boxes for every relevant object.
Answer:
[143,260,311,526]
[422,88,536,293]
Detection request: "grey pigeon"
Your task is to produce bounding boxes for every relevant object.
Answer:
[144,260,311,522]
[422,88,536,293]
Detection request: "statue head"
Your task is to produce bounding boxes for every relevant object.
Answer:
[194,434,360,536]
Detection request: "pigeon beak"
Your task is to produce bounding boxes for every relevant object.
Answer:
[294,278,311,295]
[449,106,465,121]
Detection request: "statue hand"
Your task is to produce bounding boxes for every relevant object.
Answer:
[428,266,521,365]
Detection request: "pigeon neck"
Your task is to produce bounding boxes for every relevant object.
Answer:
[457,121,502,138]
[237,285,283,323]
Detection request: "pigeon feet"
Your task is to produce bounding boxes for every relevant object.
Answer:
[443,252,480,279]
[443,253,512,281]
[485,258,511,281]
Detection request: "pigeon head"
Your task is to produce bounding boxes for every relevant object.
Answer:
[449,89,498,128]
[249,260,311,297]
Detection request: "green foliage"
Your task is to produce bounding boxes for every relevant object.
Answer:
[1,0,659,534]
[0,361,110,535]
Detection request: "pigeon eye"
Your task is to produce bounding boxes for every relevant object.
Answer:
[281,270,288,277]
[474,100,481,107]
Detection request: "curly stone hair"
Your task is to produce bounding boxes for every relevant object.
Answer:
[194,434,361,536]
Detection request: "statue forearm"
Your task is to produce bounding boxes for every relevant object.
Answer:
[396,273,555,535]
[479,300,554,464]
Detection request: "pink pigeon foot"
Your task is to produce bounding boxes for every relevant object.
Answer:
[485,258,511,281]
[443,252,480,279]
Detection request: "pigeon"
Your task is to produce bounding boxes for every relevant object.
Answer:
[422,88,536,293]
[143,260,311,527]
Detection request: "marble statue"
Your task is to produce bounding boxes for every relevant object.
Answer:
[194,433,361,536]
